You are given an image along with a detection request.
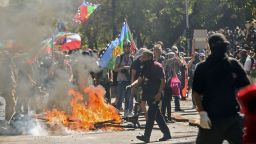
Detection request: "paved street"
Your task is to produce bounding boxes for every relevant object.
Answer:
[0,97,200,144]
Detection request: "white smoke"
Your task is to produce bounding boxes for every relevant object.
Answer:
[0,0,9,7]
[0,0,100,135]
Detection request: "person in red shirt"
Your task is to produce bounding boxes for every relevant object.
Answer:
[237,84,256,144]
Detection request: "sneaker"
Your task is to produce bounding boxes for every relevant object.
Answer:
[159,135,171,141]
[136,135,149,143]
[128,112,134,117]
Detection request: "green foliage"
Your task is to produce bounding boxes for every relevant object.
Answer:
[6,0,256,50]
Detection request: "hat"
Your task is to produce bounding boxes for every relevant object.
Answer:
[208,33,230,48]
[134,48,147,60]
[142,49,154,58]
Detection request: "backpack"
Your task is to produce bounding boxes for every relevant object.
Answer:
[119,53,133,66]
[169,74,181,96]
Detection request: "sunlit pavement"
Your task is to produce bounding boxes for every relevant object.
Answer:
[0,97,199,144]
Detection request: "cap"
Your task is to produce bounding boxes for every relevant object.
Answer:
[208,33,230,48]
[142,49,154,58]
[134,48,147,60]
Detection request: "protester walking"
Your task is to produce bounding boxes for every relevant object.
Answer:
[192,33,250,144]
[127,49,171,143]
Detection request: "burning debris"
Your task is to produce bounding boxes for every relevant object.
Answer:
[44,85,122,131]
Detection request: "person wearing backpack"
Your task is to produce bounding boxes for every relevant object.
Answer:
[114,41,134,117]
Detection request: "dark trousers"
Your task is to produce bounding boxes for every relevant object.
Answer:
[161,84,172,118]
[173,96,180,110]
[144,101,171,139]
[196,114,243,144]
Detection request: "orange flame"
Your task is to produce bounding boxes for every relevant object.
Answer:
[45,86,122,131]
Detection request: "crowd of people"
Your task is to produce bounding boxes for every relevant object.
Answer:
[92,19,256,143]
[0,19,255,143]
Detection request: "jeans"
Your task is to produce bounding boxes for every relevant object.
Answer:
[116,81,133,114]
[161,84,172,118]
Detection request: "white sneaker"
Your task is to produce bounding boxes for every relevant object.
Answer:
[128,112,134,117]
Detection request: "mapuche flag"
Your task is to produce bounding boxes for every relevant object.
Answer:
[73,1,99,24]
[98,22,137,70]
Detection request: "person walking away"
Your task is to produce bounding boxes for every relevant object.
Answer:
[192,33,250,144]
[162,52,176,122]
[169,46,183,111]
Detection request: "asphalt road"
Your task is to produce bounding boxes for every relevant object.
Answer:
[0,97,199,144]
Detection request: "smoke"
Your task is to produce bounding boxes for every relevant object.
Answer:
[0,0,81,54]
[0,0,9,7]
[0,0,101,135]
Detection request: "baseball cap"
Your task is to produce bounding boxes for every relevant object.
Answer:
[134,48,147,60]
[208,33,230,47]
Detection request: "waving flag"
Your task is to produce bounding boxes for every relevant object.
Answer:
[98,22,137,69]
[73,1,99,24]
[43,32,81,52]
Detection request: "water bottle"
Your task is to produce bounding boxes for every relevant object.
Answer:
[0,95,6,121]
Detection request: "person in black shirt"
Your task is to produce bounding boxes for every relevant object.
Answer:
[192,33,250,144]
[127,49,171,143]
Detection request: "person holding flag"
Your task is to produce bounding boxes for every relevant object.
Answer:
[114,41,134,117]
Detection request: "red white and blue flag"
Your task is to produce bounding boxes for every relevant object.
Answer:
[42,32,81,52]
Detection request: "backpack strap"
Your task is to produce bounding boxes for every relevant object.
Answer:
[118,53,124,67]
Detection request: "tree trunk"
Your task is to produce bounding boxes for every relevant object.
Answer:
[112,0,118,39]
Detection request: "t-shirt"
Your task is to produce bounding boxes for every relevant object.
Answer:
[115,54,133,82]
[192,55,250,120]
[140,60,165,101]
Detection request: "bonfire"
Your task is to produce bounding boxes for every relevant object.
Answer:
[44,86,122,131]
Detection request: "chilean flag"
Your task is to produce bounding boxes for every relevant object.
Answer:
[58,33,81,51]
[43,32,81,52]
